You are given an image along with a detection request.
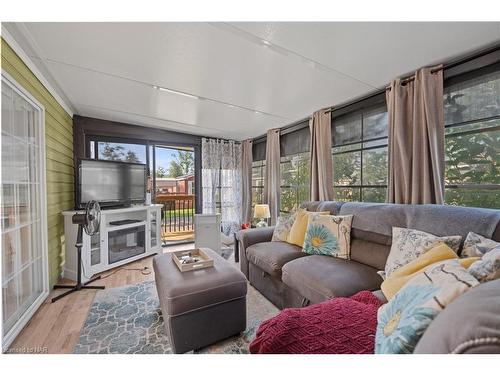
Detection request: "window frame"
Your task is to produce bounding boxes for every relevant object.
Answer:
[331,102,388,203]
[251,159,266,209]
[443,62,500,208]
[87,135,149,165]
[279,151,310,214]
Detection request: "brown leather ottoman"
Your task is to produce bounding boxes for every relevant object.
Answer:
[153,248,247,353]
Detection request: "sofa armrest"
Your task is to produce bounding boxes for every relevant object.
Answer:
[236,227,275,278]
[414,279,500,354]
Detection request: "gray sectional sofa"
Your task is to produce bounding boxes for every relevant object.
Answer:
[236,202,500,353]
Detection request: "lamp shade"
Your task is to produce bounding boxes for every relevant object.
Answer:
[254,204,270,219]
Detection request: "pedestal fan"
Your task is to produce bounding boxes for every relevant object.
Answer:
[52,200,105,303]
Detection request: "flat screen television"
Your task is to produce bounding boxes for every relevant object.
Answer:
[77,159,147,209]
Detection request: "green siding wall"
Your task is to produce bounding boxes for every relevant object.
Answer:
[2,38,74,287]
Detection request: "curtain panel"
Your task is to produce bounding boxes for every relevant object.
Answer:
[201,138,242,234]
[386,66,445,204]
[309,109,334,201]
[264,129,281,225]
[241,139,253,224]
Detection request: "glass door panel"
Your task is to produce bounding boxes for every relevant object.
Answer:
[1,75,47,347]
[153,145,195,245]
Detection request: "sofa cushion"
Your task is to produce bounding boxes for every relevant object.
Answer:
[300,201,345,215]
[246,241,307,278]
[282,255,382,304]
[350,238,391,271]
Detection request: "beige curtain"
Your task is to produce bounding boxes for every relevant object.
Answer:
[309,109,334,201]
[264,129,281,225]
[386,66,445,204]
[241,139,253,224]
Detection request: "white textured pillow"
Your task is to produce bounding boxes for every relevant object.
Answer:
[271,212,297,242]
[468,248,500,282]
[463,233,500,282]
[462,232,500,257]
[385,227,462,277]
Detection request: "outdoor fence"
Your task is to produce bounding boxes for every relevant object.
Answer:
[155,194,195,243]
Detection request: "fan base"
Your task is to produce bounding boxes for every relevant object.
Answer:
[51,276,105,303]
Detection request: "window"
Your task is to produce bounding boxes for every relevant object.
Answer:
[280,152,310,214]
[444,67,500,209]
[2,74,48,348]
[251,160,265,208]
[92,140,147,164]
[332,104,388,202]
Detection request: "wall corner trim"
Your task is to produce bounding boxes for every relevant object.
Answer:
[1,25,75,117]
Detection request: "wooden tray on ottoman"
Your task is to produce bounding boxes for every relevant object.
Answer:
[171,248,214,272]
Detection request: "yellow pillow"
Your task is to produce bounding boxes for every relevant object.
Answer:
[286,209,330,247]
[381,243,480,300]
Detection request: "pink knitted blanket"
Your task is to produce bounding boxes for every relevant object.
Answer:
[250,291,382,354]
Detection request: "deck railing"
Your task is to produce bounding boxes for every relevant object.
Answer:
[155,194,195,243]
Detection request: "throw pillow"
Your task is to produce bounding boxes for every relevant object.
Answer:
[303,214,353,259]
[468,248,500,282]
[381,243,479,301]
[384,227,462,277]
[462,232,500,257]
[375,259,479,354]
[286,209,330,247]
[272,212,297,242]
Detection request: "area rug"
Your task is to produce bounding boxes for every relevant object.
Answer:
[74,280,278,354]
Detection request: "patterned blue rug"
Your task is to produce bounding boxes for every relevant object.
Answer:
[74,280,278,354]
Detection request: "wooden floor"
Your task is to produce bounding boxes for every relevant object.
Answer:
[6,243,194,354]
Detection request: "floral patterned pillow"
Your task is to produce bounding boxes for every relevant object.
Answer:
[302,215,353,259]
[375,259,479,354]
[272,212,297,242]
[384,228,462,277]
[462,232,500,257]
[468,248,500,283]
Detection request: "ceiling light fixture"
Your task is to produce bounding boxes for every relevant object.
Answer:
[261,40,271,46]
[153,85,200,100]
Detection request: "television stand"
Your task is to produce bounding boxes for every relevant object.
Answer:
[109,219,142,226]
[62,205,162,283]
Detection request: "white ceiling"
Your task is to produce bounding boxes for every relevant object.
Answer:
[4,22,500,140]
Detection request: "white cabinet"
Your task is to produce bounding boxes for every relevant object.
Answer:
[62,205,162,282]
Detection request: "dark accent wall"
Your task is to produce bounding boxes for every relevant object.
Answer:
[73,115,203,213]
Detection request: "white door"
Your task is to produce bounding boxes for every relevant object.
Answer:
[1,72,49,351]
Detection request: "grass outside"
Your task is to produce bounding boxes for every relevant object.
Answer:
[162,208,195,217]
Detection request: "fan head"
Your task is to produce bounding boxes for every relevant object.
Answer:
[84,200,101,236]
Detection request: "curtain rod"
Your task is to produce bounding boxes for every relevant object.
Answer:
[323,66,444,114]
[323,43,500,114]
[254,43,500,131]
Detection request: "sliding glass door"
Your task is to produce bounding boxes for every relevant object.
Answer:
[1,73,49,350]
[87,139,197,246]
[153,145,195,245]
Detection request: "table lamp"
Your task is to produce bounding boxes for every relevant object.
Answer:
[254,204,270,227]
